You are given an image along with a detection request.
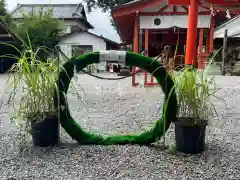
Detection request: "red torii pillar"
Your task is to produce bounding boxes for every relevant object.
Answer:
[185,0,199,65]
[132,14,139,86]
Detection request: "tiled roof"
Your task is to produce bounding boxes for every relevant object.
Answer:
[62,30,120,46]
[10,3,94,29]
[113,0,144,9]
[124,0,142,5]
[11,3,86,19]
[214,15,240,38]
[215,15,240,30]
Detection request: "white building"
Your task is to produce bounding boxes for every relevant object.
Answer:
[214,15,240,38]
[10,3,119,71]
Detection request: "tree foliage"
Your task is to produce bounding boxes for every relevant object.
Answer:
[83,0,134,12]
[12,8,63,60]
[83,0,134,29]
[0,0,10,24]
[0,0,7,16]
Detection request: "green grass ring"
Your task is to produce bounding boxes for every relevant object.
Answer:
[54,51,177,145]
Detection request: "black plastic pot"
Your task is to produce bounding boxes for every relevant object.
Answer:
[31,115,60,147]
[174,118,208,154]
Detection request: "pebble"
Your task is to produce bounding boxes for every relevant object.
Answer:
[0,74,240,180]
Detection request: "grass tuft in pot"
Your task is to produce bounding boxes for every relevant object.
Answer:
[3,43,61,149]
[166,60,220,154]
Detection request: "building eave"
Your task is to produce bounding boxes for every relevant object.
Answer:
[215,15,240,30]
[61,30,119,46]
[112,0,144,11]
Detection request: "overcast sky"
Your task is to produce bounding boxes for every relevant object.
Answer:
[5,0,121,43]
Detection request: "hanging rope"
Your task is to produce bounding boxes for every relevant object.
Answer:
[55,46,164,81]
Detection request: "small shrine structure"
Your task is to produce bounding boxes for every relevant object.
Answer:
[112,0,240,86]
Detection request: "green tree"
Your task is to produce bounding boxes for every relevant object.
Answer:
[12,8,63,60]
[83,0,133,12]
[0,0,11,24]
[83,0,134,29]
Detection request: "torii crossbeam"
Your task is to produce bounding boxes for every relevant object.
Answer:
[169,0,240,65]
[112,0,240,86]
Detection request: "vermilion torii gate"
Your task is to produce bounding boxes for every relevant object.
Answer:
[174,0,240,65]
[112,0,240,87]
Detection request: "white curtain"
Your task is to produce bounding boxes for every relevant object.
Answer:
[140,15,211,29]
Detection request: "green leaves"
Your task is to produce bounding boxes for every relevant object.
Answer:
[83,0,134,12]
[11,7,63,61]
[0,0,11,24]
[169,66,219,122]
[2,45,59,151]
[83,0,134,29]
[5,44,59,122]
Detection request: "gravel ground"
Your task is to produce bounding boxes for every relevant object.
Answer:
[0,73,240,180]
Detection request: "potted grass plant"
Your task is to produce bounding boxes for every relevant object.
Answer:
[3,45,60,148]
[166,65,219,154]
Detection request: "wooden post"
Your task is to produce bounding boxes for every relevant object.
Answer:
[144,29,149,56]
[206,33,209,53]
[133,16,139,52]
[139,29,143,52]
[132,14,139,86]
[165,46,170,68]
[144,29,149,84]
[185,0,199,65]
[194,28,200,68]
[222,29,228,76]
[198,28,204,69]
[209,17,215,53]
